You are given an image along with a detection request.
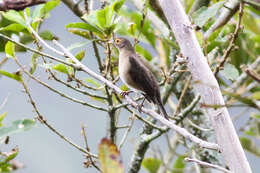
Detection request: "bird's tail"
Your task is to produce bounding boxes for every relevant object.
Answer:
[154,97,169,120]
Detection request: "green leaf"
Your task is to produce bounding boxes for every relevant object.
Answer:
[5,41,15,58]
[32,4,44,22]
[4,148,18,163]
[0,112,7,127]
[40,0,60,17]
[112,0,125,13]
[0,23,26,32]
[135,45,153,61]
[220,63,239,81]
[0,70,21,81]
[30,53,40,74]
[244,121,260,138]
[240,137,260,157]
[96,6,113,29]
[252,91,260,100]
[120,84,129,91]
[67,29,91,39]
[75,50,85,61]
[0,119,36,139]
[86,78,101,87]
[82,11,98,25]
[53,64,69,74]
[172,155,186,173]
[104,23,116,35]
[242,11,260,35]
[99,138,124,173]
[127,23,137,36]
[192,1,225,27]
[142,158,161,173]
[1,10,26,26]
[67,41,92,51]
[252,113,260,119]
[118,7,156,47]
[39,30,55,40]
[66,22,102,35]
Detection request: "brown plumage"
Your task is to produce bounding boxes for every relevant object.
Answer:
[115,37,169,120]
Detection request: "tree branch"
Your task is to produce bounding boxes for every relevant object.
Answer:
[185,158,233,173]
[19,71,98,159]
[0,0,45,11]
[61,0,85,17]
[227,56,260,93]
[204,0,240,40]
[242,66,260,83]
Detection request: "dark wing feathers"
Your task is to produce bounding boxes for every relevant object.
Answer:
[128,56,158,103]
[128,55,169,120]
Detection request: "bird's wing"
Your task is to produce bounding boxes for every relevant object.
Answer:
[128,55,158,102]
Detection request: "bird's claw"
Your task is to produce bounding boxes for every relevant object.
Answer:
[137,104,143,113]
[120,90,133,97]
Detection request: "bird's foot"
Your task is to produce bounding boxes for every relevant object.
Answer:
[120,90,133,97]
[137,104,143,113]
[137,97,146,113]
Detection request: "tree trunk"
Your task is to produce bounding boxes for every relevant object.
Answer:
[158,0,252,172]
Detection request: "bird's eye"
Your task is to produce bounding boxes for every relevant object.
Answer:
[115,39,121,44]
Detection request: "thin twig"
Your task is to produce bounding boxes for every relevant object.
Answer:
[204,0,240,40]
[242,66,260,83]
[185,158,233,173]
[0,57,8,68]
[81,124,100,171]
[187,119,213,132]
[19,71,98,158]
[118,111,135,149]
[51,73,107,99]
[73,77,101,91]
[15,60,108,112]
[0,33,78,69]
[0,93,9,111]
[227,56,260,93]
[24,12,65,56]
[191,150,201,173]
[174,76,192,116]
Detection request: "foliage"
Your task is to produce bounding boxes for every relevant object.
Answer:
[0,111,35,172]
[0,0,259,172]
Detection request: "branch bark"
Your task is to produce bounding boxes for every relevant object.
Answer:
[0,0,45,11]
[204,0,239,40]
[158,0,252,173]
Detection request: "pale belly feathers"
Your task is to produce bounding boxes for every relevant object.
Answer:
[119,52,142,92]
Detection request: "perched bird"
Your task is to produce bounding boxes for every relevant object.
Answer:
[114,37,169,120]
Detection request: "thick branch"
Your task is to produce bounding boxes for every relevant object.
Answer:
[158,0,252,172]
[61,0,85,17]
[0,0,45,11]
[204,0,239,40]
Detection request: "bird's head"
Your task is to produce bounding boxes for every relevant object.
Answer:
[114,37,134,52]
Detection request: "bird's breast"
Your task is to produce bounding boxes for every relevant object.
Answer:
[119,53,142,91]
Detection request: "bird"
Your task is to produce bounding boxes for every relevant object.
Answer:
[114,37,169,120]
